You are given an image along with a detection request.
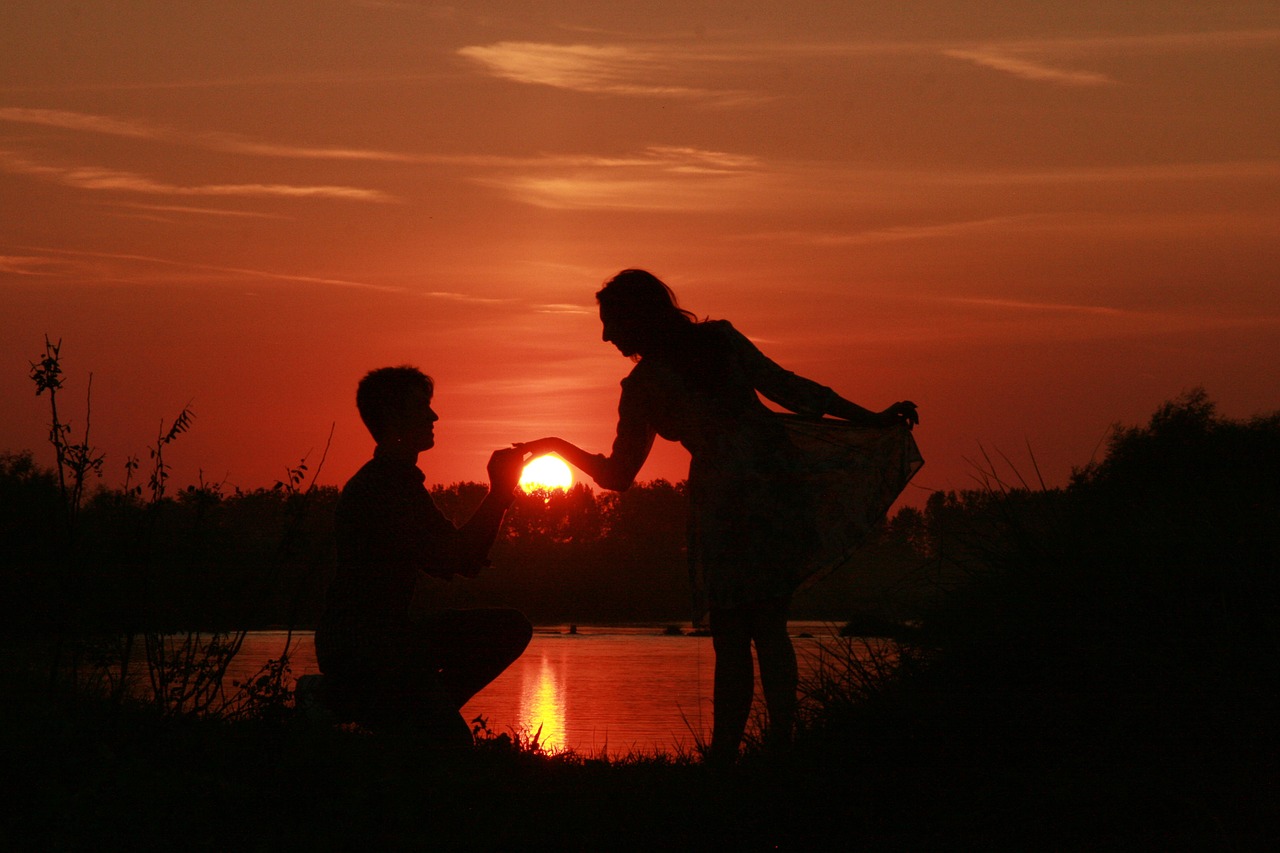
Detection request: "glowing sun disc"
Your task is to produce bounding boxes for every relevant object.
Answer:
[520,455,574,492]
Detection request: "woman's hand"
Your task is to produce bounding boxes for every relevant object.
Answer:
[512,437,619,489]
[878,401,919,429]
[512,437,565,459]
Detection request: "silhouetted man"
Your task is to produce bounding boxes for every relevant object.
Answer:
[316,366,531,743]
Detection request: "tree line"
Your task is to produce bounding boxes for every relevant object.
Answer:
[7,385,1273,648]
[0,459,948,630]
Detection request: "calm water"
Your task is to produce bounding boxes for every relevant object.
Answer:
[229,624,855,756]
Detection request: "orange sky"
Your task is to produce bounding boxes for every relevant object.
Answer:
[3,2,1278,505]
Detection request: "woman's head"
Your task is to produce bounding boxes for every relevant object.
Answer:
[596,269,697,358]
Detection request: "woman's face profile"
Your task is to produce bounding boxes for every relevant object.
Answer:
[600,304,642,358]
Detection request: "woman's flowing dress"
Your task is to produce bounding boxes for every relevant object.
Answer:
[605,320,923,618]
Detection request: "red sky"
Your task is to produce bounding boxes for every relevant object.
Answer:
[3,2,1278,505]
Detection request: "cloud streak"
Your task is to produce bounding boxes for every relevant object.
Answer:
[11,246,408,292]
[937,296,1129,317]
[949,160,1280,186]
[457,27,1280,102]
[0,107,759,170]
[478,145,763,210]
[102,202,291,220]
[0,107,160,137]
[941,49,1113,86]
[924,295,1280,340]
[0,150,395,202]
[757,216,1038,247]
[0,107,420,163]
[937,28,1280,86]
[0,254,67,276]
[457,41,756,103]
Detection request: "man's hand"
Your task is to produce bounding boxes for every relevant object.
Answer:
[486,446,527,498]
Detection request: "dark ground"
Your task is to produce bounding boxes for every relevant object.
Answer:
[3,668,1276,852]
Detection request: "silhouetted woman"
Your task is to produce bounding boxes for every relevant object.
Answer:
[520,269,920,761]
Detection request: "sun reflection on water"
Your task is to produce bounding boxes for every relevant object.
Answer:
[518,654,565,751]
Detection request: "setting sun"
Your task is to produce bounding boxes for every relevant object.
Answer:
[520,455,574,493]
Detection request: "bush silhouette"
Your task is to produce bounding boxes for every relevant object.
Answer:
[887,390,1280,765]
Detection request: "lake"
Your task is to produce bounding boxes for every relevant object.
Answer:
[229,623,866,756]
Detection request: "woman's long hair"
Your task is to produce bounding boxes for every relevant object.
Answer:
[598,269,734,394]
[596,269,698,337]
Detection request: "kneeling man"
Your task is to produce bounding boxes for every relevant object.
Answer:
[316,366,531,742]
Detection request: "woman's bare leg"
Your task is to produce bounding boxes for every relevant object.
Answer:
[753,598,797,748]
[710,606,754,762]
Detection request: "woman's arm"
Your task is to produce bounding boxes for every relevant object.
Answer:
[517,372,657,491]
[727,322,918,429]
[514,438,609,482]
[516,429,654,493]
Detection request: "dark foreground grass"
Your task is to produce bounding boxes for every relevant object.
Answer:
[3,667,1276,852]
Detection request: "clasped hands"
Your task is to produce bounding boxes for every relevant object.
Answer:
[486,446,528,498]
[488,437,571,499]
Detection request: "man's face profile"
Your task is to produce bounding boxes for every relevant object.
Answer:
[389,386,438,452]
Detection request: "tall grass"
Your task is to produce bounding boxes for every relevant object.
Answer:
[21,338,331,721]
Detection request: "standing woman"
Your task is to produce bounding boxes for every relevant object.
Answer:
[519,269,920,761]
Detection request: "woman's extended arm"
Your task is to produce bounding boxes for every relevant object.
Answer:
[518,370,657,491]
[515,432,654,492]
[728,321,918,429]
[514,438,609,482]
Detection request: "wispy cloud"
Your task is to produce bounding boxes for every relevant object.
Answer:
[757,216,1037,247]
[937,296,1129,317]
[102,202,291,220]
[456,28,1280,99]
[758,207,1279,249]
[0,106,753,170]
[422,291,510,304]
[8,245,414,292]
[0,69,458,95]
[831,293,1280,351]
[457,41,755,103]
[532,303,594,315]
[0,150,396,202]
[479,145,1280,213]
[458,42,694,95]
[0,254,68,276]
[479,144,762,210]
[989,28,1280,54]
[0,107,160,137]
[924,295,1280,338]
[0,107,419,162]
[784,159,1280,192]
[938,28,1280,86]
[951,160,1280,186]
[10,246,407,292]
[202,138,419,162]
[942,49,1113,86]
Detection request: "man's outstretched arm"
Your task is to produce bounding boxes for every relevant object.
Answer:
[447,446,524,577]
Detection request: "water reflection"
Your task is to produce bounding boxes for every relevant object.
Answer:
[518,654,566,750]
[224,625,853,756]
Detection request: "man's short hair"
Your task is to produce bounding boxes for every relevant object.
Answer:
[356,366,434,442]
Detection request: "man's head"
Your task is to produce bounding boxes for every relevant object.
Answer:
[356,366,437,449]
